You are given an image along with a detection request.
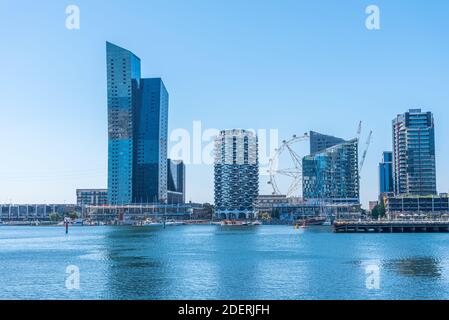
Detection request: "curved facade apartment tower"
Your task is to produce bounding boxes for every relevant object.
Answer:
[214,129,259,219]
[106,42,141,204]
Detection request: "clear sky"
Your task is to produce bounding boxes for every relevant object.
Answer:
[0,0,448,207]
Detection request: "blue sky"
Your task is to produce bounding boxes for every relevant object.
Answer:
[0,0,448,206]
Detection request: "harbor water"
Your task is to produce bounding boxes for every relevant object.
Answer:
[1,225,449,300]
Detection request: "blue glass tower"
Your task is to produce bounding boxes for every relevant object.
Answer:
[379,151,393,195]
[107,42,141,204]
[107,42,168,204]
[134,78,168,203]
[302,139,359,202]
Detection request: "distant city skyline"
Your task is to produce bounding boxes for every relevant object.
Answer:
[1,1,449,208]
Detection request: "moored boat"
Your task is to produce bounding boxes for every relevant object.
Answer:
[219,220,260,227]
[140,219,164,228]
[165,219,185,226]
[295,216,327,227]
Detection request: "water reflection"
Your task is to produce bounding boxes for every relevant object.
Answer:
[3,226,449,299]
[212,225,261,299]
[102,227,170,299]
[383,257,442,278]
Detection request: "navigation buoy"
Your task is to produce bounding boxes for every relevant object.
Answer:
[64,217,69,234]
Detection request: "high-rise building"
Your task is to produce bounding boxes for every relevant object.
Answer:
[302,139,359,202]
[76,189,108,206]
[167,159,186,204]
[309,131,346,154]
[214,129,259,219]
[134,78,168,204]
[392,109,436,196]
[379,151,394,195]
[107,42,168,204]
[107,42,141,204]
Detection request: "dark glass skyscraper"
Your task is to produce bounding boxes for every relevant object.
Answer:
[107,42,168,204]
[392,109,436,196]
[379,151,393,195]
[134,78,168,203]
[167,159,186,204]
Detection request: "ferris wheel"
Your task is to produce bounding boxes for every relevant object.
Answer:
[267,133,310,197]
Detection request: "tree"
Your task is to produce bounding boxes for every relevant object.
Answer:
[203,203,214,211]
[49,212,62,222]
[259,212,272,221]
[371,202,386,219]
[68,211,79,220]
[201,203,214,219]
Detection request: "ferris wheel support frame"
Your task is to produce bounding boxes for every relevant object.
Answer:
[267,134,309,197]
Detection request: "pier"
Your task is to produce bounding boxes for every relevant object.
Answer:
[333,220,449,233]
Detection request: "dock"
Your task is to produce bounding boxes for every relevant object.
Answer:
[333,220,449,233]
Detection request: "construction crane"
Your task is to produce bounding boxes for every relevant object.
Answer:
[356,121,362,142]
[359,130,373,174]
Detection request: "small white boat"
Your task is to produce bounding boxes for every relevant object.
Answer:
[141,219,164,227]
[143,222,164,227]
[165,220,185,226]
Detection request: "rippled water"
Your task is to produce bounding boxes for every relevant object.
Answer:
[1,225,449,300]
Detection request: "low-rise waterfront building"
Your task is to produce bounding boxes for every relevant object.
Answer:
[255,195,361,222]
[76,189,108,206]
[256,195,291,209]
[85,203,210,222]
[0,204,81,221]
[384,194,449,218]
[255,195,292,219]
